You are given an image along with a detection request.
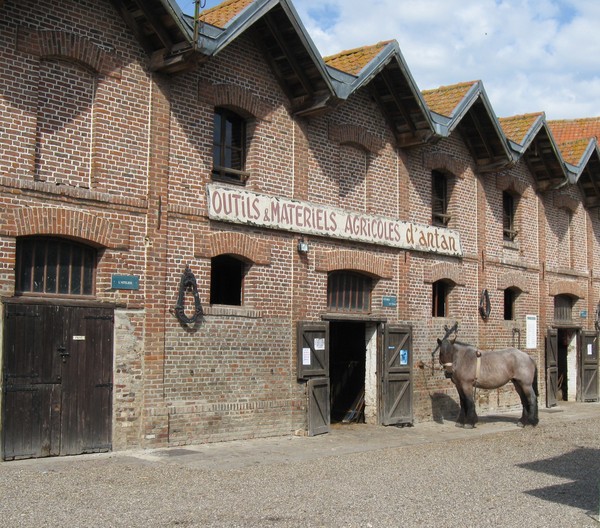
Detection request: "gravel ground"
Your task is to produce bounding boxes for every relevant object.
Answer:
[1,411,600,527]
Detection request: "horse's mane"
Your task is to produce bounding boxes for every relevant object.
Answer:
[449,339,477,350]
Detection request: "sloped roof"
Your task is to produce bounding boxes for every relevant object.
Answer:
[199,0,254,28]
[324,41,393,76]
[422,81,477,117]
[548,118,600,145]
[498,113,544,144]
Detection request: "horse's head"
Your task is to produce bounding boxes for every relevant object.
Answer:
[437,337,456,378]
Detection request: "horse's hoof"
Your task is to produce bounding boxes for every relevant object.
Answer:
[516,421,525,428]
[463,424,475,429]
[455,422,465,428]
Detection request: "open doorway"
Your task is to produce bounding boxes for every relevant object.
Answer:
[329,321,366,423]
[556,328,576,401]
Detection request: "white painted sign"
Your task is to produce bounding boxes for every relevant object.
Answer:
[72,335,86,341]
[526,315,537,349]
[314,338,325,351]
[207,184,463,257]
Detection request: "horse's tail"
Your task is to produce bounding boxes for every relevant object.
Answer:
[532,363,539,397]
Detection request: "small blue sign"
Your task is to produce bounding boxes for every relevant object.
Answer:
[400,349,409,366]
[111,275,139,290]
[382,295,397,307]
[580,310,588,318]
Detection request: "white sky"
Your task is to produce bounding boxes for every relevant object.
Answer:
[179,0,600,120]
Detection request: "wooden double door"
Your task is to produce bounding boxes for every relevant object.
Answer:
[2,301,113,460]
[298,321,413,436]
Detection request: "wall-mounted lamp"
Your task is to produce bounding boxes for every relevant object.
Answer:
[297,237,309,254]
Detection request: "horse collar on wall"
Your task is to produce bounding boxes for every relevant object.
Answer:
[173,265,203,325]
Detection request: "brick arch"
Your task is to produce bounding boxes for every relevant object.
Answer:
[496,173,528,196]
[12,207,119,248]
[17,28,122,78]
[424,262,466,286]
[205,232,271,265]
[328,124,384,154]
[549,280,585,299]
[496,271,531,293]
[423,152,469,179]
[315,250,392,279]
[199,81,271,120]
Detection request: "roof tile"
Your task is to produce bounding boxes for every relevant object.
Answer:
[498,113,543,144]
[323,41,392,76]
[199,0,254,29]
[548,117,600,144]
[421,81,477,117]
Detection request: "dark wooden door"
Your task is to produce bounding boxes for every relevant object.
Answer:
[3,302,113,459]
[545,328,558,408]
[580,331,599,402]
[381,325,412,425]
[297,322,330,436]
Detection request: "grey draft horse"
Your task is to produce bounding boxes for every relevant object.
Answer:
[437,337,539,428]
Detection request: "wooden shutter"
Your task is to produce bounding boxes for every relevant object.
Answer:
[297,321,329,380]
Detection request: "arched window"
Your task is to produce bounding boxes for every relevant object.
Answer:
[210,254,246,306]
[504,287,519,320]
[327,271,372,312]
[213,107,248,184]
[16,237,97,296]
[432,280,451,317]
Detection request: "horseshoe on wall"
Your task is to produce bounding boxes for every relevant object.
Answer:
[173,265,203,325]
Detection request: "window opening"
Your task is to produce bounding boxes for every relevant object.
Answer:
[327,271,372,312]
[503,191,517,241]
[210,254,245,306]
[213,108,248,184]
[432,280,450,317]
[554,295,574,322]
[432,170,450,227]
[16,237,96,296]
[504,288,518,320]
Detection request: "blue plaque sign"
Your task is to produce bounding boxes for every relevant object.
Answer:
[111,275,139,290]
[382,295,397,307]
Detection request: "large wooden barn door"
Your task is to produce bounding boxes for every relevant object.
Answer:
[580,330,599,402]
[297,322,330,436]
[380,325,413,425]
[3,302,113,459]
[545,328,558,408]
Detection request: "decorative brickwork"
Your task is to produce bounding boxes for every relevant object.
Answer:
[496,271,531,293]
[424,261,466,286]
[198,80,271,119]
[194,231,272,264]
[314,249,393,279]
[496,173,528,196]
[329,124,384,154]
[17,28,122,78]
[422,151,469,179]
[549,280,585,299]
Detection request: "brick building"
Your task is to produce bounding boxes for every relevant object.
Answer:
[1,0,599,459]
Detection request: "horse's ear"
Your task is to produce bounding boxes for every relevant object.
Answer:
[451,335,457,343]
[437,338,442,345]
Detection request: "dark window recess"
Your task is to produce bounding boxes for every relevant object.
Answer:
[213,108,248,184]
[432,170,450,227]
[503,191,517,241]
[210,255,244,306]
[327,271,372,312]
[16,237,96,296]
[554,295,573,322]
[504,288,517,320]
[432,280,450,317]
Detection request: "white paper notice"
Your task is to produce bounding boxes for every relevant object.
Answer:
[302,347,311,366]
[526,315,537,349]
[588,344,593,356]
[314,338,325,351]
